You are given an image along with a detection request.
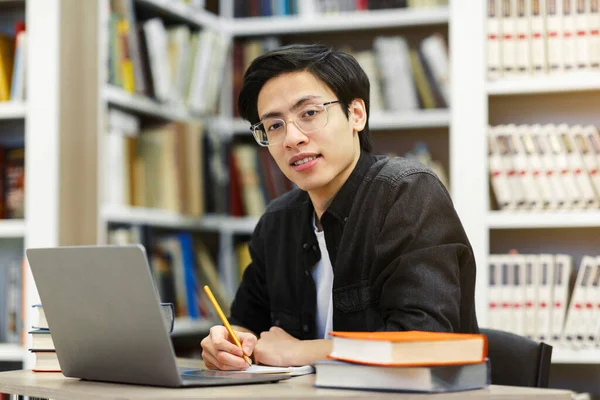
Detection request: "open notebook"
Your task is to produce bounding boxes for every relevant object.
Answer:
[230,365,315,376]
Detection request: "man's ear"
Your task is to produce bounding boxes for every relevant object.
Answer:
[349,99,367,133]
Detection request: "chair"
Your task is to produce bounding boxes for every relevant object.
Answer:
[480,328,553,388]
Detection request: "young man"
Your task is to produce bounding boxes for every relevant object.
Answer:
[200,44,478,370]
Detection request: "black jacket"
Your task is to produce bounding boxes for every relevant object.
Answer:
[229,152,479,339]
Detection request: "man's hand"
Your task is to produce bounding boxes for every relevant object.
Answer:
[253,326,303,366]
[200,325,257,370]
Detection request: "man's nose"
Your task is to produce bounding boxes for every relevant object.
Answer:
[283,120,308,147]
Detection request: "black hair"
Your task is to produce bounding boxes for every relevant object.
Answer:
[238,43,372,153]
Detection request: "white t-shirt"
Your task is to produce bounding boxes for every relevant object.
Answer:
[311,217,334,339]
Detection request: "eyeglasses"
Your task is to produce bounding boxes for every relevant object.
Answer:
[250,100,341,147]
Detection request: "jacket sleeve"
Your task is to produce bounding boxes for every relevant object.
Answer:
[228,217,272,335]
[374,171,476,333]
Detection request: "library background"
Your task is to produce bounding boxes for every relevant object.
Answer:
[0,0,599,396]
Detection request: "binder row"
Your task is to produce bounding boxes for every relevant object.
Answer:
[488,253,600,349]
[489,123,600,211]
[487,0,600,79]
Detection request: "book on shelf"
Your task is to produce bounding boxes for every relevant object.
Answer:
[0,257,22,345]
[488,123,600,211]
[328,331,487,366]
[487,0,600,80]
[314,359,490,393]
[233,0,448,18]
[0,20,25,102]
[4,147,25,219]
[10,25,26,102]
[235,241,251,283]
[487,251,600,350]
[227,141,293,217]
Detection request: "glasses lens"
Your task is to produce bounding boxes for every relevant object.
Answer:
[253,125,269,146]
[296,104,327,133]
[254,119,285,146]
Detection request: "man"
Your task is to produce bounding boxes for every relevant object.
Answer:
[200,44,478,370]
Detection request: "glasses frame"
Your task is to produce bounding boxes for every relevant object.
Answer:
[250,100,341,147]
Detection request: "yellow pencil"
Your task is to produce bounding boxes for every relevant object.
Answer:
[203,285,252,366]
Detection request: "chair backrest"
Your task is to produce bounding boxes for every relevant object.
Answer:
[480,328,552,388]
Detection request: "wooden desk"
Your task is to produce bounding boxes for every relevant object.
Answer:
[0,360,574,400]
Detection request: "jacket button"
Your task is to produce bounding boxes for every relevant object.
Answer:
[302,324,309,332]
[304,270,310,277]
[275,319,280,326]
[302,243,308,250]
[312,245,318,251]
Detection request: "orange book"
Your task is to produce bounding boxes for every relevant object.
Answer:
[328,331,487,367]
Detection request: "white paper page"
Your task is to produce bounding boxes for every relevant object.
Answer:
[231,365,315,376]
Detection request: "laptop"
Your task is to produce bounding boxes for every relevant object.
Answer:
[25,244,292,387]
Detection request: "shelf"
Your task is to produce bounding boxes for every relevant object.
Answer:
[103,86,198,122]
[552,348,600,364]
[0,220,26,238]
[102,205,259,233]
[177,214,259,234]
[227,109,450,135]
[171,317,216,337]
[136,0,220,30]
[487,73,600,96]
[369,109,450,130]
[218,215,259,234]
[102,205,205,230]
[0,102,26,119]
[0,344,26,362]
[229,6,449,36]
[487,211,600,229]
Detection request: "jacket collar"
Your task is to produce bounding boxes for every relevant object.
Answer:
[325,151,377,223]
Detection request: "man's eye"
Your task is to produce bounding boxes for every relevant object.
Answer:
[268,122,283,131]
[302,109,319,118]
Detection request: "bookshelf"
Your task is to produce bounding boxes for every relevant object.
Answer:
[0,0,100,370]
[452,2,600,396]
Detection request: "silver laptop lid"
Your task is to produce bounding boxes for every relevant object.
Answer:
[26,245,182,387]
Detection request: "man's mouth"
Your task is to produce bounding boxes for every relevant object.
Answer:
[291,155,320,166]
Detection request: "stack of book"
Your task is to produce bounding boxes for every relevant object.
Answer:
[315,331,490,393]
[29,303,175,372]
[29,305,58,372]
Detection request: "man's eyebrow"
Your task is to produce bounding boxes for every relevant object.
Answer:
[259,95,323,120]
